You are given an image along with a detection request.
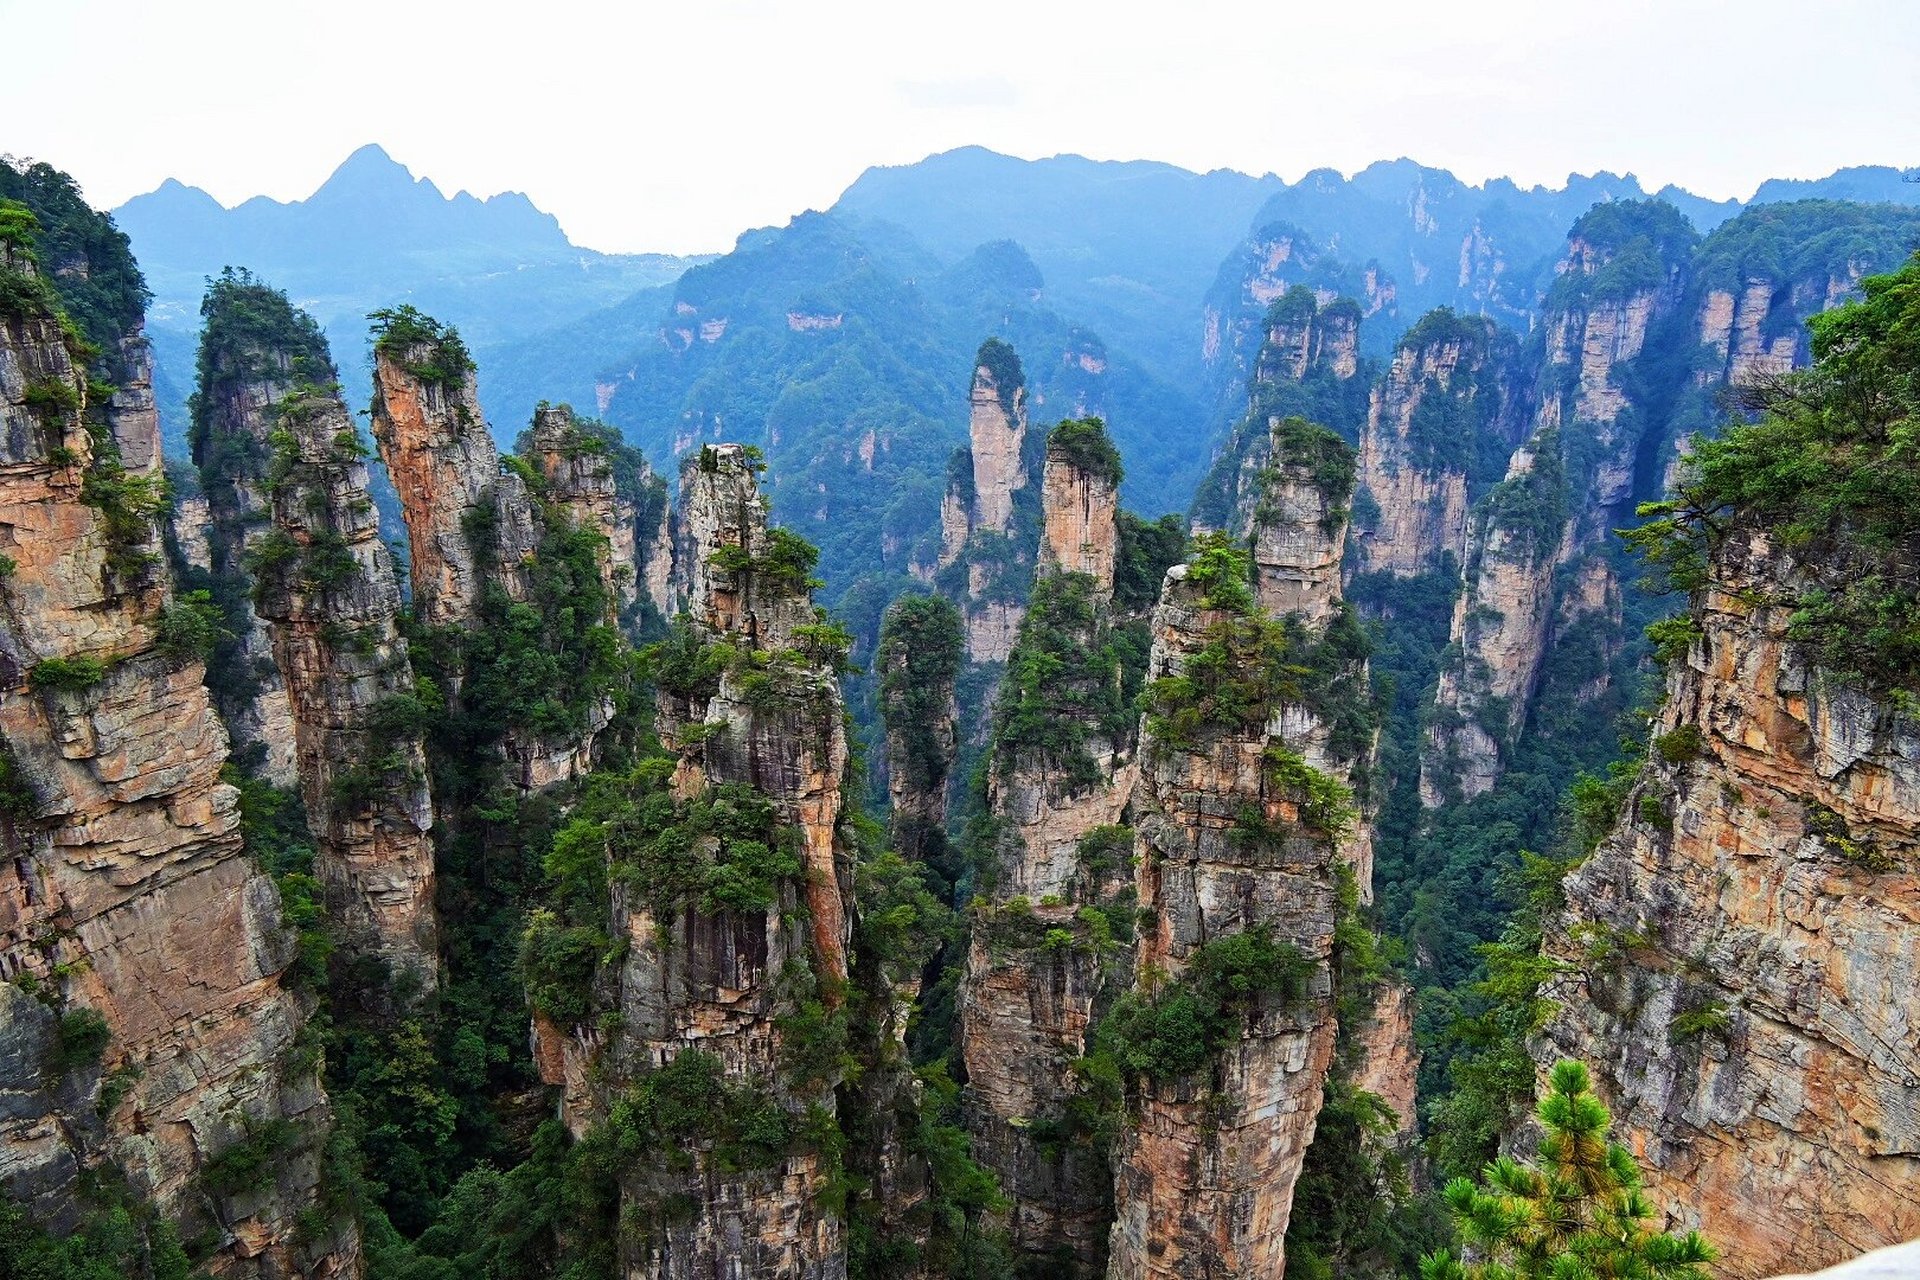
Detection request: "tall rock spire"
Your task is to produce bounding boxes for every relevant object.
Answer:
[253,376,439,990]
[0,216,357,1277]
[958,418,1136,1273]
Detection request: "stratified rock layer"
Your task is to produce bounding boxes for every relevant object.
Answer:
[960,433,1133,1272]
[0,256,356,1277]
[548,443,852,1279]
[1537,529,1920,1277]
[1106,563,1342,1280]
[255,384,438,990]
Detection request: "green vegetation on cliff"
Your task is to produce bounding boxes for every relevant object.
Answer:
[1632,251,1920,698]
[0,160,148,373]
[1423,1061,1715,1280]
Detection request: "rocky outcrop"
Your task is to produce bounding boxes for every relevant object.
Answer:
[372,333,613,791]
[1252,424,1348,627]
[674,444,817,652]
[1191,288,1369,537]
[960,427,1135,1271]
[967,348,1028,539]
[1106,559,1343,1280]
[936,341,1038,663]
[546,442,853,1279]
[1037,432,1119,591]
[524,402,674,630]
[1536,528,1920,1277]
[0,252,356,1276]
[254,382,439,992]
[878,594,962,866]
[1422,206,1690,804]
[369,339,535,626]
[188,295,323,788]
[1421,431,1568,805]
[1350,310,1526,579]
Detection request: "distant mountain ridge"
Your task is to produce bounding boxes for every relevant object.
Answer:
[112,143,710,466]
[116,143,574,272]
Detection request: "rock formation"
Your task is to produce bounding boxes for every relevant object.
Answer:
[1107,406,1384,1277]
[187,274,325,787]
[1191,287,1368,537]
[0,235,356,1276]
[1422,204,1692,804]
[936,340,1037,663]
[878,593,962,868]
[252,378,439,992]
[1536,528,1920,1277]
[959,420,1135,1273]
[1350,309,1527,579]
[523,402,674,631]
[1105,551,1344,1280]
[538,442,853,1279]
[369,326,535,627]
[371,321,619,791]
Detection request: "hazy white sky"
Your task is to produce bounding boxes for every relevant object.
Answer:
[3,0,1915,255]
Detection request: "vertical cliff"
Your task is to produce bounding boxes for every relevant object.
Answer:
[1350,309,1527,579]
[1539,526,1920,1275]
[1191,287,1369,537]
[252,377,439,991]
[536,442,854,1279]
[1535,256,1920,1275]
[372,312,627,791]
[936,339,1038,663]
[959,419,1136,1274]
[878,594,963,870]
[368,313,535,626]
[0,210,355,1276]
[1422,204,1694,804]
[1105,540,1346,1280]
[522,402,673,634]
[185,269,315,786]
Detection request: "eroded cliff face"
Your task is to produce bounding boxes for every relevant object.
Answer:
[525,402,673,631]
[968,363,1028,539]
[1537,529,1920,1277]
[0,256,356,1277]
[1193,288,1367,538]
[1038,439,1118,590]
[1252,450,1345,627]
[185,341,307,786]
[369,346,534,626]
[960,434,1134,1272]
[254,384,439,991]
[372,349,615,791]
[1106,563,1342,1280]
[937,345,1038,663]
[545,443,853,1279]
[1350,313,1526,579]
[1421,212,1688,805]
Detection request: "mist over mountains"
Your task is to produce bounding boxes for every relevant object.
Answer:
[114,142,1920,604]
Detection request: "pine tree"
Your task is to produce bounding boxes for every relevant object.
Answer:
[1422,1059,1717,1280]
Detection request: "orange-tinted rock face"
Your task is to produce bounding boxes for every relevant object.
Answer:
[1038,444,1118,593]
[0,268,358,1277]
[1538,530,1920,1277]
[369,351,513,627]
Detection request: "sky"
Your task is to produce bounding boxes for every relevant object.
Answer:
[2,0,1916,255]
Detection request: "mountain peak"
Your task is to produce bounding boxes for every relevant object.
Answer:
[311,143,439,203]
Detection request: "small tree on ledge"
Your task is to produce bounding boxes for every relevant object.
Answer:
[1421,1059,1716,1280]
